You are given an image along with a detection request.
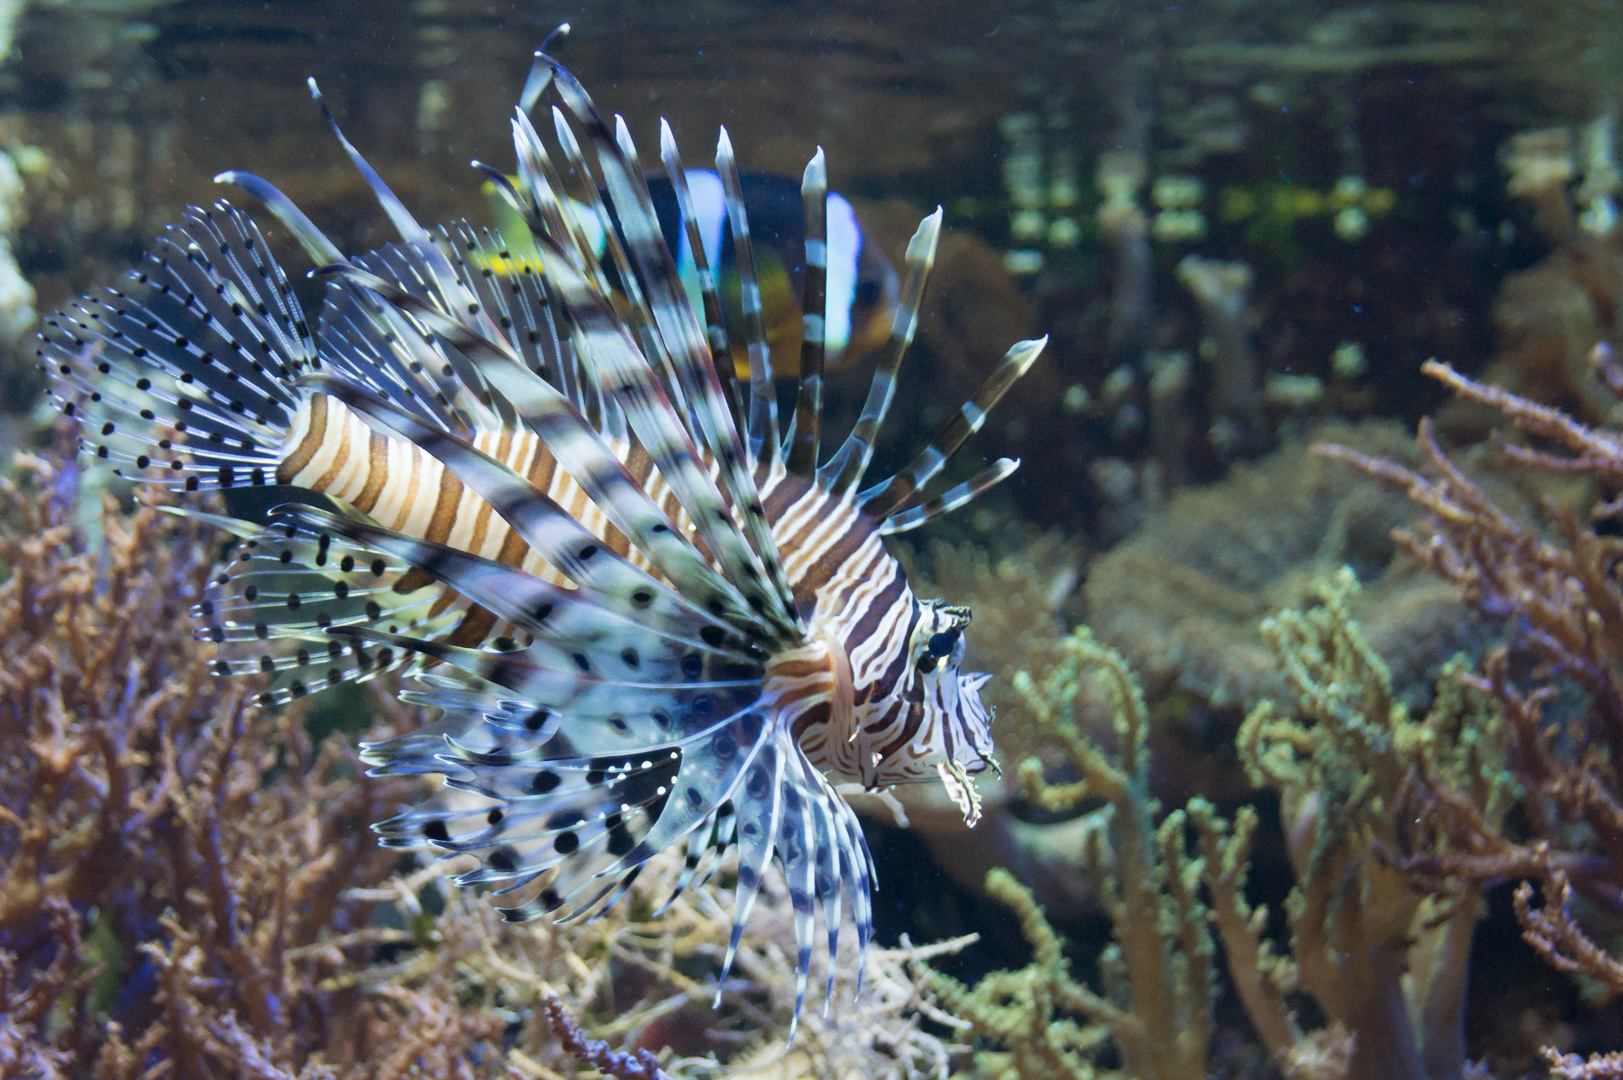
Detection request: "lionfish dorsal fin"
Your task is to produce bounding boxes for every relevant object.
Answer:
[818,207,943,496]
[859,335,1047,521]
[314,271,483,435]
[298,79,519,427]
[547,102,671,391]
[544,63,799,628]
[513,243,799,637]
[785,148,828,478]
[881,457,1022,535]
[659,119,746,433]
[714,126,781,462]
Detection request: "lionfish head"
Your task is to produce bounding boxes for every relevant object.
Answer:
[880,599,997,824]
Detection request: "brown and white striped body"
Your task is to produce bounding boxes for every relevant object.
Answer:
[276,390,991,802]
[759,461,994,805]
[276,390,701,643]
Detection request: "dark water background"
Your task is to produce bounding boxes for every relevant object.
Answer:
[11,0,1616,536]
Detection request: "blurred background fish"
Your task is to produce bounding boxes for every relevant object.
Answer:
[482,169,899,380]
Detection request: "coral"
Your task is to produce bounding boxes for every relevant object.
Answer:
[542,997,671,1080]
[1517,872,1623,993]
[923,627,1216,1080]
[1084,420,1495,713]
[1547,1047,1623,1079]
[0,452,972,1079]
[1505,128,1579,243]
[919,867,1115,1080]
[1197,568,1508,1080]
[1319,358,1623,916]
[1447,122,1623,436]
[1318,356,1623,1070]
[1464,236,1623,431]
[1096,147,1153,360]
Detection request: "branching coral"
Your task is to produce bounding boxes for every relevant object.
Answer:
[1517,872,1623,993]
[1320,357,1623,924]
[1198,568,1509,1080]
[923,628,1216,1080]
[0,452,973,1079]
[1546,1046,1623,1080]
[1312,353,1623,1074]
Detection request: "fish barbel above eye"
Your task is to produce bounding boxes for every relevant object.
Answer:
[38,33,1046,1033]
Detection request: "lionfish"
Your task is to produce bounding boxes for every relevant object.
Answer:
[39,47,1044,1026]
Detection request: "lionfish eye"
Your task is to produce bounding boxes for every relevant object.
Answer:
[927,628,961,658]
[917,625,963,674]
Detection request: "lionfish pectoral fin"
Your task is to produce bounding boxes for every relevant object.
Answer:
[154,504,262,540]
[199,511,460,706]
[279,503,762,682]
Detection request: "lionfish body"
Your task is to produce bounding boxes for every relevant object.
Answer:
[39,50,1044,1023]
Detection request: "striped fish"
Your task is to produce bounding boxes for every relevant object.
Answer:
[38,48,1045,1028]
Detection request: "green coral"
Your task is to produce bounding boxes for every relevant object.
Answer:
[922,628,1215,1080]
[1207,567,1511,1080]
[925,570,1513,1080]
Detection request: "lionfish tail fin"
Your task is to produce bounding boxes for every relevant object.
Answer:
[39,202,314,493]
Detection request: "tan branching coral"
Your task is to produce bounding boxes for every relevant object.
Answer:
[1546,1047,1623,1080]
[0,452,972,1079]
[1517,872,1623,993]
